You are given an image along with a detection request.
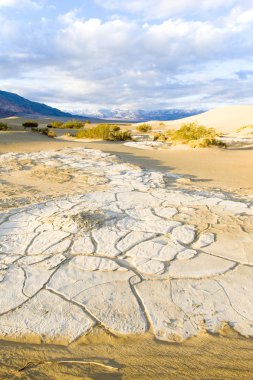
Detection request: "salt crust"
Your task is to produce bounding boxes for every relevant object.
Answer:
[0,148,252,342]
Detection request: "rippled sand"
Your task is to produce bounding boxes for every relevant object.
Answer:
[1,328,253,379]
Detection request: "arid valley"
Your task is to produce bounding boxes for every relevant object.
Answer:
[1,0,253,378]
[0,106,253,379]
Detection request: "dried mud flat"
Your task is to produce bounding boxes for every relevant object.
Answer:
[0,147,253,379]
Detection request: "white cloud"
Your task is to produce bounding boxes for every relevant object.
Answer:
[0,0,17,6]
[95,0,238,19]
[55,12,252,71]
[0,0,41,9]
[1,2,253,110]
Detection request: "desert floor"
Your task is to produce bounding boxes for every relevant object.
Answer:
[1,328,253,379]
[1,131,253,196]
[0,130,253,379]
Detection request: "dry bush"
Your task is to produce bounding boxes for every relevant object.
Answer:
[153,129,175,142]
[154,123,226,148]
[47,131,57,138]
[136,124,152,133]
[0,122,8,131]
[23,120,38,128]
[76,124,132,141]
[170,122,216,144]
[48,120,85,129]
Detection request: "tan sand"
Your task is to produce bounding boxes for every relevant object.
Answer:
[0,327,253,380]
[1,131,252,197]
[84,141,253,197]
[138,105,253,134]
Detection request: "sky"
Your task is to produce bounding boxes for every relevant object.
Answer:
[1,0,253,112]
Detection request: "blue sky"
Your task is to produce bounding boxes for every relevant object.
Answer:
[1,0,253,112]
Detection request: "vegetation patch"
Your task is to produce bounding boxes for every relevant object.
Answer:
[48,121,63,128]
[23,120,38,128]
[154,123,226,148]
[48,119,87,129]
[47,131,57,138]
[236,125,253,133]
[170,123,216,143]
[0,122,8,131]
[76,124,132,141]
[31,126,48,135]
[153,130,174,142]
[136,124,152,133]
[71,211,107,230]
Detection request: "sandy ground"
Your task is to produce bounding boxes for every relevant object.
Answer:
[1,130,253,379]
[0,131,253,197]
[0,328,253,380]
[138,105,253,133]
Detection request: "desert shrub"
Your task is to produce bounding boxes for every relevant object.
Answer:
[153,129,175,142]
[47,120,85,129]
[136,124,152,133]
[236,125,253,133]
[188,137,214,148]
[0,122,8,131]
[76,124,111,139]
[188,138,226,148]
[111,125,121,132]
[76,124,132,141]
[109,130,132,141]
[170,123,216,144]
[31,126,48,135]
[153,124,226,148]
[170,123,227,148]
[153,133,167,141]
[159,122,165,127]
[61,119,85,129]
[23,120,38,128]
[41,129,49,135]
[47,121,64,128]
[47,131,57,138]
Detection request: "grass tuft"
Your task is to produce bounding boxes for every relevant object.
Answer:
[76,124,132,141]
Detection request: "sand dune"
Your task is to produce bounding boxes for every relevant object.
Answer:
[142,105,253,134]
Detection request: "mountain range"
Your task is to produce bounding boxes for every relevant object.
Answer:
[0,90,88,120]
[0,90,203,121]
[65,107,204,121]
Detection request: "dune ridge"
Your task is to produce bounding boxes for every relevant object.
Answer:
[142,105,253,133]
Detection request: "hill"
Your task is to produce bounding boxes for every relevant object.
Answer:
[143,106,253,134]
[0,90,90,120]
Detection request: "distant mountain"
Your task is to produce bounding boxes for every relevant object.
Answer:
[68,108,204,121]
[0,90,204,122]
[0,90,92,120]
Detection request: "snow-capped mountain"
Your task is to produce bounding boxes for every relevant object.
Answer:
[65,108,204,121]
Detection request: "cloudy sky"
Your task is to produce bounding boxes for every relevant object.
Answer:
[1,0,253,112]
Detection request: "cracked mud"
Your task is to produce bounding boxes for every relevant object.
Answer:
[0,147,252,343]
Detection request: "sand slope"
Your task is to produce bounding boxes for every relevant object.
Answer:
[143,105,253,133]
